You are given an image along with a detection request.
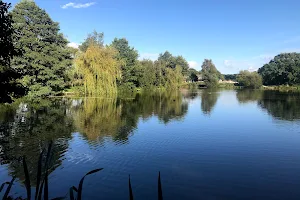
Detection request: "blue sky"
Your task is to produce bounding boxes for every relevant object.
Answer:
[9,0,300,73]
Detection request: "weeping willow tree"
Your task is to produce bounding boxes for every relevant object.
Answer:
[75,45,120,96]
[165,66,184,88]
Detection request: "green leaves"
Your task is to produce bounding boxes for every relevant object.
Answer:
[258,53,300,85]
[75,45,120,97]
[201,59,223,88]
[237,70,262,89]
[129,175,134,200]
[128,172,163,200]
[11,0,72,98]
[158,172,163,200]
[79,31,104,52]
[69,168,103,200]
[2,177,15,200]
[0,1,26,103]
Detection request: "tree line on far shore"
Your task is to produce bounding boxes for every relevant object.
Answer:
[1,0,300,103]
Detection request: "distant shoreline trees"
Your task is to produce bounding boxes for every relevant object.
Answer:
[201,59,223,88]
[258,53,300,86]
[2,0,300,103]
[237,70,262,89]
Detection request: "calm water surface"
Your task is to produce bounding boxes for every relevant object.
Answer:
[1,89,300,199]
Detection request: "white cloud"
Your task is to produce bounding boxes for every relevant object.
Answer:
[248,66,258,72]
[224,60,234,68]
[62,2,96,9]
[223,53,276,73]
[67,42,79,49]
[188,61,198,69]
[139,53,159,61]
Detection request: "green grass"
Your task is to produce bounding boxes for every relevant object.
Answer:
[263,85,300,92]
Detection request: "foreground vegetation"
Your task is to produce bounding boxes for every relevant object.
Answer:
[0,142,163,200]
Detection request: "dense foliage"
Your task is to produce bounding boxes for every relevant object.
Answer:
[6,0,300,101]
[0,1,25,103]
[237,70,262,89]
[110,38,139,89]
[258,53,300,86]
[201,59,223,88]
[75,45,120,96]
[11,0,72,98]
[79,31,104,52]
[158,51,189,76]
[187,68,199,82]
[224,74,237,81]
[0,0,231,100]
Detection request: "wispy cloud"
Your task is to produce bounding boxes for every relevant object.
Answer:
[247,66,258,72]
[223,54,274,72]
[61,2,96,9]
[139,53,159,61]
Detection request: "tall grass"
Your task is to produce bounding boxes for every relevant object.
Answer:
[0,141,164,200]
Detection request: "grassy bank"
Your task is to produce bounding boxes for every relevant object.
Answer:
[182,82,241,89]
[262,85,300,92]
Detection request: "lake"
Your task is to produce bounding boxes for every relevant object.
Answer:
[1,89,300,199]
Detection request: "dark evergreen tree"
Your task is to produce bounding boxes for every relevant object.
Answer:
[111,38,139,88]
[11,0,72,98]
[0,1,25,103]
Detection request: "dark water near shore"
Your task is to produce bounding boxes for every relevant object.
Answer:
[1,89,300,199]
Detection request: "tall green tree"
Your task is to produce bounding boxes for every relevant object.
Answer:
[187,68,199,82]
[175,55,189,76]
[0,1,25,103]
[201,59,223,88]
[158,51,189,76]
[138,59,157,88]
[165,66,184,88]
[110,38,139,88]
[11,0,72,98]
[237,70,262,89]
[258,53,300,85]
[75,45,120,97]
[79,31,104,52]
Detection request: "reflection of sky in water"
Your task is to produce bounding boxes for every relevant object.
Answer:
[1,90,300,199]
